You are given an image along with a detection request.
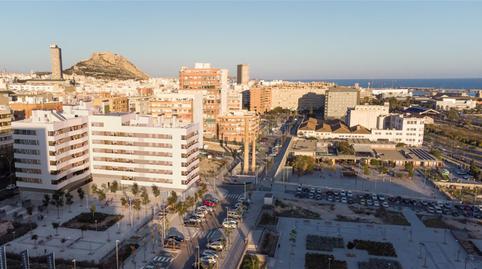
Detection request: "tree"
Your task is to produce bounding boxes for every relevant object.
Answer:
[77,188,85,203]
[363,164,370,175]
[52,222,60,235]
[31,234,38,249]
[141,189,150,206]
[174,201,187,223]
[405,162,414,177]
[430,149,442,160]
[91,184,98,194]
[151,185,160,204]
[120,196,128,208]
[167,191,178,208]
[292,155,316,176]
[131,183,139,196]
[51,190,64,219]
[65,192,74,212]
[185,196,195,210]
[90,204,97,220]
[133,199,142,219]
[110,180,119,193]
[42,194,50,213]
[97,189,106,201]
[336,141,355,155]
[447,109,460,121]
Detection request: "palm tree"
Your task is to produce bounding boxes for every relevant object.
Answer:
[52,222,59,236]
[42,194,50,213]
[110,180,119,193]
[97,189,106,202]
[185,196,195,211]
[131,183,140,196]
[91,183,98,194]
[120,196,128,208]
[90,204,97,220]
[31,234,38,249]
[151,185,160,206]
[51,190,64,219]
[167,191,178,209]
[77,188,85,206]
[133,199,141,219]
[65,192,74,212]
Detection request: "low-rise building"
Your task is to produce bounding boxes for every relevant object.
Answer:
[347,103,389,130]
[435,97,476,111]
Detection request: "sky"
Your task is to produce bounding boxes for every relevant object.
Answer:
[1,1,482,80]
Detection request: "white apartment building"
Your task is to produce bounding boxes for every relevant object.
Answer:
[435,97,476,111]
[88,113,200,190]
[12,110,91,193]
[371,114,425,146]
[347,103,389,130]
[298,114,425,146]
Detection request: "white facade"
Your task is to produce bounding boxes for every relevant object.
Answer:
[12,110,91,192]
[371,88,411,98]
[270,87,327,111]
[297,114,425,146]
[435,98,476,111]
[347,103,389,130]
[88,113,200,190]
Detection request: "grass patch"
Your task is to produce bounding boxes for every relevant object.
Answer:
[352,240,397,257]
[62,212,123,231]
[275,200,320,219]
[306,235,344,251]
[418,215,454,229]
[375,208,410,226]
[305,253,347,269]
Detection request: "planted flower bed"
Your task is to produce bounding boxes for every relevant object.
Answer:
[62,212,123,231]
[352,240,397,257]
[306,235,344,251]
[305,253,347,269]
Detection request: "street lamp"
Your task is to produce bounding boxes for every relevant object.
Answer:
[72,259,76,269]
[328,257,332,269]
[116,240,120,269]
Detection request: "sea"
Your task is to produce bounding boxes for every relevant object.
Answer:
[293,78,482,90]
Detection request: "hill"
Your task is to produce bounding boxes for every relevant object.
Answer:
[64,52,149,80]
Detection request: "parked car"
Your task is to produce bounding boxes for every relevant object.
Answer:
[207,241,225,251]
[222,219,237,229]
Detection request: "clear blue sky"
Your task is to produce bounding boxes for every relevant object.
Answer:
[1,1,482,79]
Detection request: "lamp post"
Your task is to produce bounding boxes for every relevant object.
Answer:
[116,240,120,269]
[72,259,76,269]
[328,257,332,269]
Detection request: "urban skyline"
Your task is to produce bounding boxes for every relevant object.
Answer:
[1,1,482,79]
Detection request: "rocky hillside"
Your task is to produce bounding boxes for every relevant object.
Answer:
[64,52,149,80]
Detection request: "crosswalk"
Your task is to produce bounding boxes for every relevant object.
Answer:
[152,255,174,263]
[224,193,244,202]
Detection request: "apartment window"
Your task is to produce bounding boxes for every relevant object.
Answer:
[14,129,36,135]
[91,122,104,127]
[14,148,40,155]
[14,139,39,145]
[16,177,41,184]
[15,167,41,174]
[14,158,41,165]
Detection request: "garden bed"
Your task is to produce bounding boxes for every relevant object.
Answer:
[305,253,347,269]
[258,212,278,226]
[358,258,402,269]
[375,208,410,226]
[0,222,38,245]
[352,240,397,257]
[417,215,454,229]
[62,212,123,231]
[260,231,279,257]
[306,235,344,251]
[275,199,320,219]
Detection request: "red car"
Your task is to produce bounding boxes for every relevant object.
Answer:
[203,200,217,207]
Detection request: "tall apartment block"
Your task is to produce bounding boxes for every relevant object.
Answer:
[12,110,91,193]
[324,88,359,120]
[179,63,228,138]
[249,86,272,113]
[12,109,201,193]
[88,113,200,189]
[216,110,259,143]
[50,44,63,80]
[237,64,249,85]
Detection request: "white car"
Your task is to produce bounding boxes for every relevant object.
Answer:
[200,255,217,264]
[207,241,224,251]
[341,197,347,203]
[222,219,237,229]
[347,191,353,198]
[382,202,389,208]
[374,201,380,207]
[202,250,219,259]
